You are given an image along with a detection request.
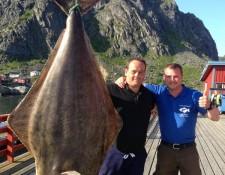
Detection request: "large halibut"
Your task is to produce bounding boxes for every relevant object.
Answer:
[7,0,122,175]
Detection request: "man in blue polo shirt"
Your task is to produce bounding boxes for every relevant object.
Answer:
[116,63,220,175]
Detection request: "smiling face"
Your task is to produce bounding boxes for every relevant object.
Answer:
[125,60,146,90]
[163,66,183,91]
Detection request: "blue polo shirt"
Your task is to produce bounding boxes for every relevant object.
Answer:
[145,84,207,144]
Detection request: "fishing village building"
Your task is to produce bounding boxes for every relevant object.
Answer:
[200,61,225,113]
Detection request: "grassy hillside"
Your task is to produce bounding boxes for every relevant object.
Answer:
[0,52,207,91]
[97,52,207,90]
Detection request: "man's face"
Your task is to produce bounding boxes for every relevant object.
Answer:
[125,60,146,88]
[163,67,183,90]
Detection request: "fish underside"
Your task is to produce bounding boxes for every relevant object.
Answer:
[7,0,122,175]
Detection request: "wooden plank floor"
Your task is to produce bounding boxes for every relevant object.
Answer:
[196,115,225,175]
[1,115,225,175]
[144,114,225,175]
[0,151,35,175]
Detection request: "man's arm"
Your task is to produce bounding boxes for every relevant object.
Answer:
[206,107,220,121]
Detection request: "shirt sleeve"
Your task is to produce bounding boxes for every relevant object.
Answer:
[145,84,160,96]
[106,82,116,95]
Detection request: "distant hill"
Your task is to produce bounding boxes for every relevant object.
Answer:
[219,56,225,61]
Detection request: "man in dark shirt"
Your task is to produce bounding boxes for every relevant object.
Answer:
[98,58,155,175]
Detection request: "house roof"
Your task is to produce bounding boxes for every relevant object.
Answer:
[200,61,225,81]
[12,76,29,79]
[9,72,21,74]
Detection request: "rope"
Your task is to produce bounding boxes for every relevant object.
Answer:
[69,3,81,14]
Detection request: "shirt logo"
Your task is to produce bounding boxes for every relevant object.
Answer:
[179,107,190,113]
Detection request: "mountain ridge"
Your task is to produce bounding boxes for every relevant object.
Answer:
[0,0,219,62]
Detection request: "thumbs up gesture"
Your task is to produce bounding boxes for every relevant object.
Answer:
[198,84,211,109]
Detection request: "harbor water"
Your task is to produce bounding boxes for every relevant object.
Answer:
[0,95,25,114]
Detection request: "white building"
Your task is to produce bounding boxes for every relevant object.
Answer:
[30,70,40,77]
[8,72,22,78]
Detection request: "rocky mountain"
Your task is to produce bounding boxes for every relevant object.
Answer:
[0,0,219,63]
[0,0,66,62]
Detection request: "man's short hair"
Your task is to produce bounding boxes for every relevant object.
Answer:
[125,57,147,70]
[164,63,183,75]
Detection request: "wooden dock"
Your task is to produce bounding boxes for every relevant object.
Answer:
[1,115,225,175]
[144,114,225,175]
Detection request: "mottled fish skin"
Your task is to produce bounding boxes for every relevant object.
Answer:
[7,1,122,175]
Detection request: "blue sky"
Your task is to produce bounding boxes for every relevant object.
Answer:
[175,0,225,57]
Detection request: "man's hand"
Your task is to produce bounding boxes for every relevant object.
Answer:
[198,84,210,109]
[151,106,158,116]
[115,76,126,88]
[199,84,220,121]
[198,96,210,109]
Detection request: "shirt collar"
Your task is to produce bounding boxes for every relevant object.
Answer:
[125,84,143,95]
[166,84,187,97]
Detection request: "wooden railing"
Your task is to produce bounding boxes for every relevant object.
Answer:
[0,114,25,163]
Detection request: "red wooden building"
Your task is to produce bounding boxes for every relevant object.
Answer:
[200,61,225,113]
[200,61,225,96]
[12,77,31,84]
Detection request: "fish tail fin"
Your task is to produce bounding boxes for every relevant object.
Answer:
[53,0,100,15]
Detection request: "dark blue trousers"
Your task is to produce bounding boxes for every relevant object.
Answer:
[98,147,147,175]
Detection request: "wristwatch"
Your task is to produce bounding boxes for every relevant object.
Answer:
[206,103,213,111]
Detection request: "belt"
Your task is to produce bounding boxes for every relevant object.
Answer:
[161,141,195,149]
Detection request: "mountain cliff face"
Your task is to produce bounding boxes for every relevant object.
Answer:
[0,0,66,62]
[0,0,218,63]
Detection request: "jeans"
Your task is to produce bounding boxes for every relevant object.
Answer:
[98,147,147,175]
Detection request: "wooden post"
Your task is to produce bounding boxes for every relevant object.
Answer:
[7,126,15,163]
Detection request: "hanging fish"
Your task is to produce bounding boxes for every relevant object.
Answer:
[7,0,122,175]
